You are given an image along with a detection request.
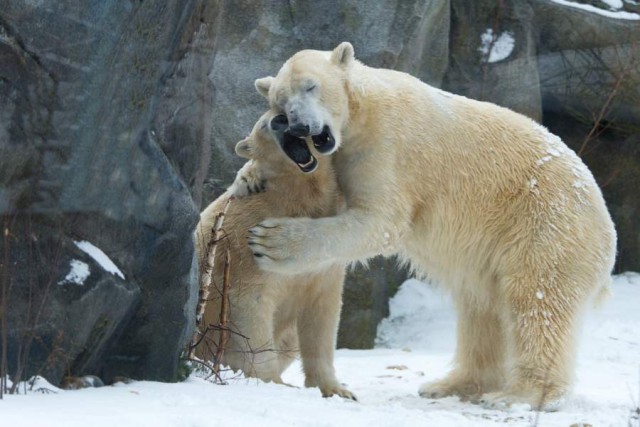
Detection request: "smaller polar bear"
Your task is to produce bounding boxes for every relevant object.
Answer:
[245,43,616,410]
[194,110,354,400]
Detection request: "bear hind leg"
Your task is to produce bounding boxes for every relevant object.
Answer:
[419,294,506,401]
[480,275,578,411]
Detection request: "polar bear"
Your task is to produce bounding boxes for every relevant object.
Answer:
[195,110,354,400]
[244,42,616,410]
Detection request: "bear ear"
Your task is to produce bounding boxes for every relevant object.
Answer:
[330,42,355,67]
[255,76,274,98]
[235,137,253,159]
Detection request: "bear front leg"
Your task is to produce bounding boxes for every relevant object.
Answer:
[298,268,356,400]
[247,210,399,275]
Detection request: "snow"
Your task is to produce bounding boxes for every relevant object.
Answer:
[74,240,125,280]
[603,0,624,9]
[478,29,515,63]
[536,155,553,166]
[550,0,640,20]
[547,147,561,157]
[3,273,640,426]
[58,259,90,285]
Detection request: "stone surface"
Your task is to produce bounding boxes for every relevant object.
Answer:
[3,220,140,385]
[532,0,640,127]
[444,0,542,121]
[338,256,408,349]
[0,1,209,384]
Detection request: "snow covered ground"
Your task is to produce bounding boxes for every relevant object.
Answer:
[2,273,639,427]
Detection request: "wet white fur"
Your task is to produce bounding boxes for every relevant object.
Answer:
[246,43,617,410]
[195,110,354,399]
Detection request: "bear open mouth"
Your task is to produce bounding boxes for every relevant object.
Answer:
[281,131,318,173]
[311,125,335,154]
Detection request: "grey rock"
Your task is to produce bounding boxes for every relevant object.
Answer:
[537,44,640,126]
[0,1,208,383]
[444,0,542,121]
[338,256,408,349]
[531,0,640,52]
[532,0,640,127]
[3,220,140,386]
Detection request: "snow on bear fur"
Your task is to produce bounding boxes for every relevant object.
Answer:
[243,42,617,410]
[195,109,354,400]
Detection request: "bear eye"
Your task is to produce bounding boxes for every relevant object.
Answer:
[306,84,316,93]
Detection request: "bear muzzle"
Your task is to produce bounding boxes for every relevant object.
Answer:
[288,123,311,137]
[281,131,318,173]
[311,125,336,154]
[270,114,319,173]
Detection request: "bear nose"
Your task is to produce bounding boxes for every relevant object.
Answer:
[270,114,289,132]
[288,123,310,137]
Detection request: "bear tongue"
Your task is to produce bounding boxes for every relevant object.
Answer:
[282,132,318,173]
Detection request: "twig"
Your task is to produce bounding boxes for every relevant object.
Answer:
[578,68,628,156]
[600,166,623,189]
[9,219,62,394]
[188,198,233,359]
[213,248,231,376]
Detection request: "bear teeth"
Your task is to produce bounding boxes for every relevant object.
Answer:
[298,157,314,168]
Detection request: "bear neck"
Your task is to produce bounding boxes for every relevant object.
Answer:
[343,61,383,141]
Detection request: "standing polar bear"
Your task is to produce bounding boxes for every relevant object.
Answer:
[195,110,354,399]
[246,42,616,410]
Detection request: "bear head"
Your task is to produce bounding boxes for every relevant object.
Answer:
[235,110,319,174]
[254,42,355,156]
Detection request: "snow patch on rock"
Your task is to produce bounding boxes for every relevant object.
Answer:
[59,259,90,285]
[478,29,515,63]
[74,240,125,279]
[550,0,640,19]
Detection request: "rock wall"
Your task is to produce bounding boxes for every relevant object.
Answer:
[1,0,638,385]
[0,1,214,384]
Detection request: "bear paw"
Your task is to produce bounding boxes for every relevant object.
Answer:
[418,377,479,400]
[320,384,358,401]
[479,391,563,412]
[228,161,266,197]
[248,217,318,274]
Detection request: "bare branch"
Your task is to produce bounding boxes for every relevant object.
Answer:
[212,248,231,377]
[187,198,233,360]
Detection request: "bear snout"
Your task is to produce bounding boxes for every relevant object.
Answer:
[288,123,311,137]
